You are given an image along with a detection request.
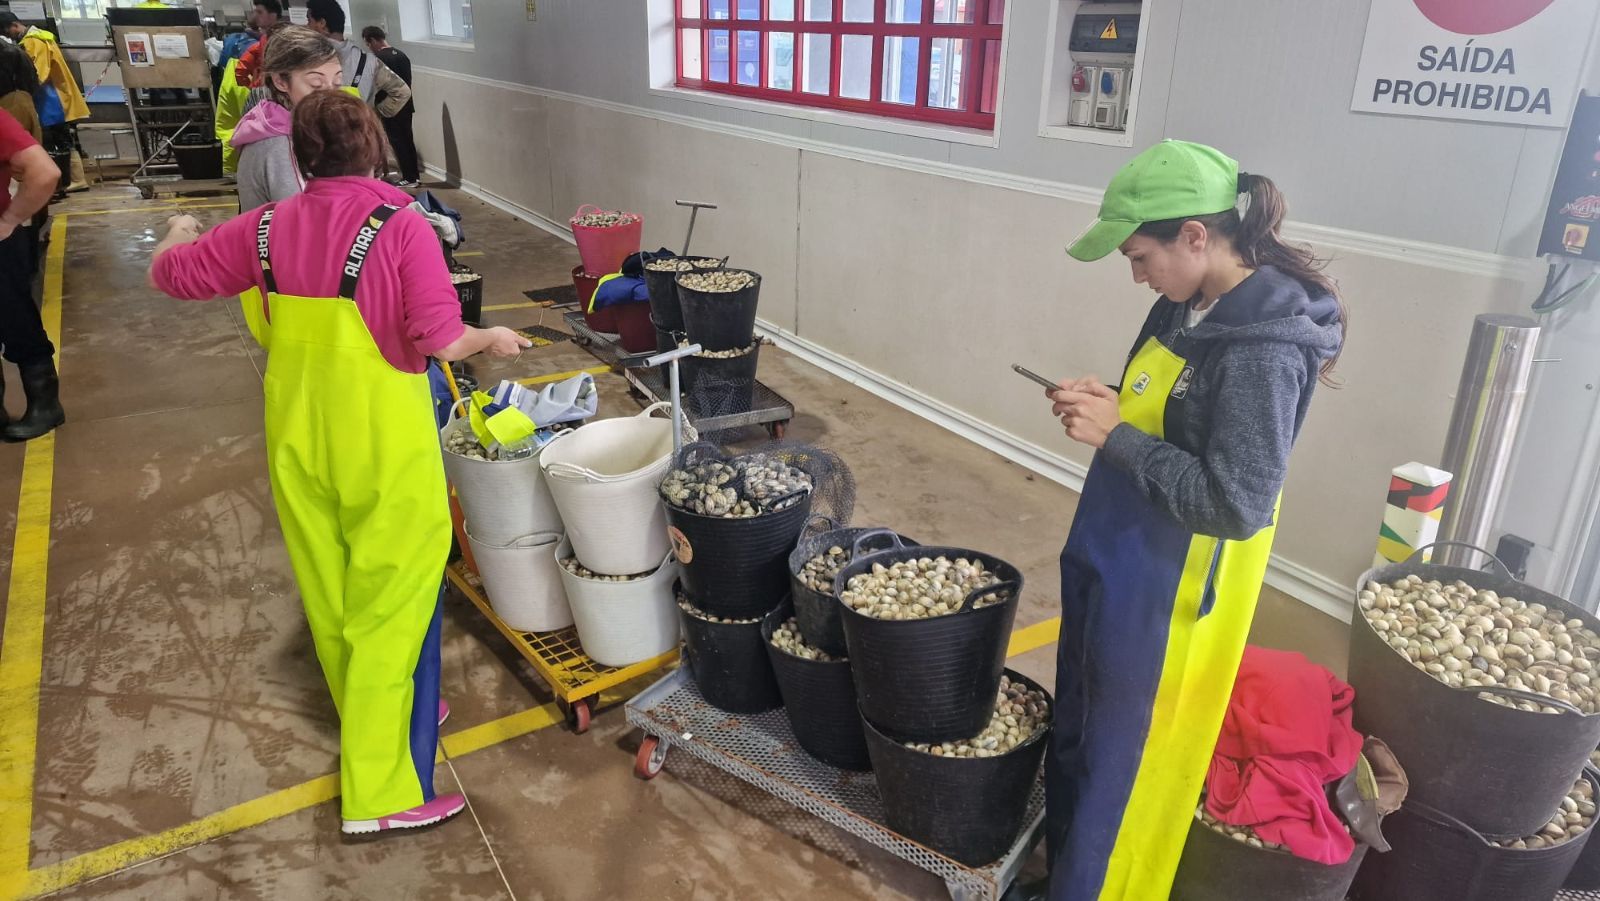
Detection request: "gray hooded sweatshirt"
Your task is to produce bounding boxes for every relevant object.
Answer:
[1099,265,1343,540]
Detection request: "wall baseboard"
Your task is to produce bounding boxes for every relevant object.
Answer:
[415,65,1538,282]
[423,161,1356,625]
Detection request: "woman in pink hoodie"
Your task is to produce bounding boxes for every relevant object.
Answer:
[149,92,529,836]
[232,25,340,211]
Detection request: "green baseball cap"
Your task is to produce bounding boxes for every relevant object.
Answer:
[1067,140,1241,262]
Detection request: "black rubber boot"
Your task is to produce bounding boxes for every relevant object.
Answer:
[3,360,64,442]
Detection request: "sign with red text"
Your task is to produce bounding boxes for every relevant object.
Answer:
[1351,0,1596,127]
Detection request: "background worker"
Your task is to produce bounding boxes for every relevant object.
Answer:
[1027,140,1346,901]
[0,108,64,442]
[0,43,42,270]
[215,53,251,178]
[232,26,341,211]
[361,25,418,188]
[148,91,530,837]
[233,0,283,88]
[0,12,88,195]
[213,8,261,92]
[305,0,410,120]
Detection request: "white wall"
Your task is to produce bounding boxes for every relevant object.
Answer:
[346,0,1594,616]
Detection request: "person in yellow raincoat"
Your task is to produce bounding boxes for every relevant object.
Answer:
[1009,141,1347,901]
[149,91,531,835]
[0,13,88,193]
[214,56,251,176]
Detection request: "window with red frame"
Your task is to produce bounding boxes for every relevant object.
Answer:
[675,0,1006,131]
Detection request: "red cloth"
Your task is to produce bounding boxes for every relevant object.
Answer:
[1205,646,1362,864]
[0,108,40,219]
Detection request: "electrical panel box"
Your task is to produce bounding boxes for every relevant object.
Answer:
[1043,0,1148,142]
[1068,14,1140,55]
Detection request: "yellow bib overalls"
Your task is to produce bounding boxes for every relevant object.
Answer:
[251,203,450,819]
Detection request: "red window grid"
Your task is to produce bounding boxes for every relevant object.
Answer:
[675,0,1005,131]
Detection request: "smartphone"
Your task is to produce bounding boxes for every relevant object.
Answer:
[1012,364,1061,391]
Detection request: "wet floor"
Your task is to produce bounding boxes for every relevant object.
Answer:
[0,183,1349,900]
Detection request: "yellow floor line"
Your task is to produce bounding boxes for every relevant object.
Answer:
[60,202,237,218]
[19,774,341,898]
[516,365,611,386]
[482,301,542,312]
[439,703,563,760]
[1007,616,1062,659]
[0,218,65,900]
[452,251,484,258]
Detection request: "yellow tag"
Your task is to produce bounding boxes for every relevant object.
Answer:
[468,391,495,446]
[485,407,538,449]
[1101,18,1117,39]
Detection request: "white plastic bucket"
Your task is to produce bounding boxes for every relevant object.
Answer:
[440,410,564,546]
[464,526,574,632]
[556,537,681,668]
[539,402,683,576]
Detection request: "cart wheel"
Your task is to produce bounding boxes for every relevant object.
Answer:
[566,698,592,734]
[767,420,789,440]
[635,736,668,780]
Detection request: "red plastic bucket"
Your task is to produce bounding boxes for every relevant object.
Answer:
[613,302,656,353]
[572,265,619,332]
[570,204,643,276]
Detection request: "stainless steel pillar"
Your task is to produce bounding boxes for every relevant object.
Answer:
[1436,314,1541,568]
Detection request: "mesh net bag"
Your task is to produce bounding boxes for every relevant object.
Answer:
[659,439,856,528]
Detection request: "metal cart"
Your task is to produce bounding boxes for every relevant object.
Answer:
[106,9,224,197]
[566,311,795,440]
[625,667,1044,901]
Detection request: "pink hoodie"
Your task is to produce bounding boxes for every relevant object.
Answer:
[153,176,466,374]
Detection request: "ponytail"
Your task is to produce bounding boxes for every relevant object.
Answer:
[1136,173,1348,385]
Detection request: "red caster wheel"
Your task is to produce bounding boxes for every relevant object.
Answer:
[634,736,667,780]
[566,698,592,734]
[766,420,788,440]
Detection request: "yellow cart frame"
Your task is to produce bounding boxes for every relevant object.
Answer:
[444,559,679,733]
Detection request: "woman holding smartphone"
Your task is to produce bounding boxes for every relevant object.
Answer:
[1027,140,1345,901]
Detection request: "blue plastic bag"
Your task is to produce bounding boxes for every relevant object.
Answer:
[35,85,64,128]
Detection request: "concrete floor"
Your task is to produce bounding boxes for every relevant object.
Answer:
[0,182,1350,900]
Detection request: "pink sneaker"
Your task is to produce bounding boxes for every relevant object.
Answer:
[438,700,450,727]
[342,793,466,835]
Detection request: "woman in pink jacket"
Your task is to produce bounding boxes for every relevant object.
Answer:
[149,92,528,835]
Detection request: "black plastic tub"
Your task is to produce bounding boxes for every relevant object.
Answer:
[644,266,686,331]
[1350,772,1599,901]
[762,599,871,771]
[1568,767,1600,891]
[836,546,1022,743]
[1349,554,1600,839]
[173,141,223,180]
[683,342,760,416]
[454,271,484,326]
[667,491,813,619]
[1172,816,1370,901]
[678,268,761,352]
[788,527,919,658]
[862,668,1049,867]
[680,588,783,715]
[644,258,722,331]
